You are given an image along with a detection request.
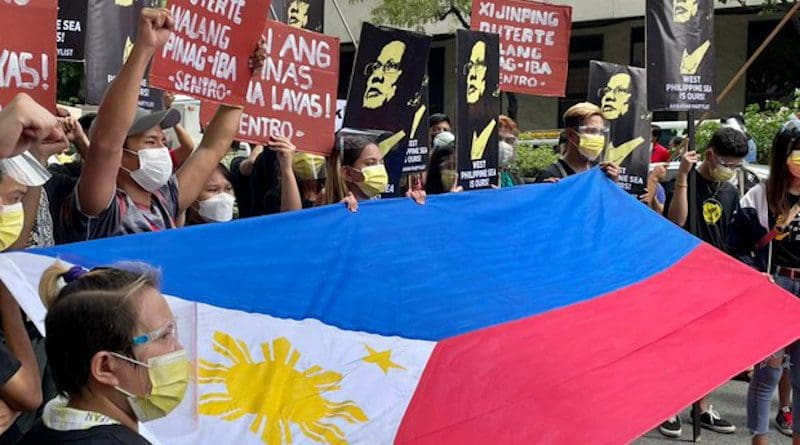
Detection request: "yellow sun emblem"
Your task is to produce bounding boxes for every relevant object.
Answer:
[198,331,368,445]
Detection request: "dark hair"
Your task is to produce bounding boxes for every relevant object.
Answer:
[40,262,160,397]
[77,113,97,135]
[708,127,748,158]
[669,136,685,147]
[324,135,373,204]
[425,144,455,195]
[652,125,662,139]
[429,113,451,128]
[767,121,800,215]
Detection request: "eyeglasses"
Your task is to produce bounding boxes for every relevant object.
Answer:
[364,61,402,77]
[463,61,488,76]
[598,86,631,97]
[716,158,744,170]
[578,125,609,136]
[132,319,178,347]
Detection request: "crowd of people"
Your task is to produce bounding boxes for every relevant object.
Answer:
[0,7,798,445]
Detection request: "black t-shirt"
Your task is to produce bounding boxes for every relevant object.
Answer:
[535,159,576,183]
[20,422,151,445]
[0,342,20,386]
[46,163,81,245]
[229,157,253,219]
[770,193,800,269]
[664,171,740,250]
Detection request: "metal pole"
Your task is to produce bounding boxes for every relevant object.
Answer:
[331,0,359,48]
[686,110,702,442]
[270,4,278,20]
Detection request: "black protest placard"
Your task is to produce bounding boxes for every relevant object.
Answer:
[646,0,715,111]
[85,0,163,109]
[403,76,430,174]
[57,0,87,61]
[456,29,500,191]
[272,0,324,33]
[344,23,431,197]
[588,61,650,196]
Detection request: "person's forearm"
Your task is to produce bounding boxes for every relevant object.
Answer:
[200,106,242,155]
[667,175,689,226]
[172,124,195,160]
[0,110,23,158]
[90,45,154,153]
[0,285,40,411]
[280,168,302,212]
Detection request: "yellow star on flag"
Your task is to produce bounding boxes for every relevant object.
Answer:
[361,345,405,374]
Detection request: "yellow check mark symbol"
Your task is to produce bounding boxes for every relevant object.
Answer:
[471,119,497,160]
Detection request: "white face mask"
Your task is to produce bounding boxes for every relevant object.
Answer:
[123,147,173,193]
[198,193,235,222]
[499,141,515,168]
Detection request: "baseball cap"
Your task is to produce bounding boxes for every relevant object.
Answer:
[90,108,182,137]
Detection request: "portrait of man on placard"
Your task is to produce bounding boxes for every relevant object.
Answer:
[362,41,407,110]
[465,41,488,105]
[589,61,650,195]
[673,0,698,23]
[456,30,500,189]
[343,23,432,196]
[600,73,632,120]
[287,0,310,28]
[344,24,430,133]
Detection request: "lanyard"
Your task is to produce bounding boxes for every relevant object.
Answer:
[42,397,119,432]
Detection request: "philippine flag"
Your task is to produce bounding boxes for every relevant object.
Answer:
[2,169,799,445]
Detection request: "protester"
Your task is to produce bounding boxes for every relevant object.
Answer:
[293,152,326,208]
[535,102,620,183]
[0,283,43,444]
[428,113,451,147]
[640,163,667,213]
[0,93,63,160]
[320,134,390,212]
[61,8,265,242]
[652,125,671,163]
[727,118,800,444]
[425,132,461,195]
[20,262,186,444]
[670,136,687,161]
[660,127,749,438]
[498,115,523,187]
[184,165,236,225]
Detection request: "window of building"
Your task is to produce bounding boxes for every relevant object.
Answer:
[558,34,604,127]
[747,20,800,106]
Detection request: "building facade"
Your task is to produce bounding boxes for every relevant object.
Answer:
[324,0,798,131]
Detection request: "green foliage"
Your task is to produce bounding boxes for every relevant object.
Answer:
[693,121,721,156]
[348,0,472,30]
[513,144,558,179]
[694,90,800,164]
[57,61,83,106]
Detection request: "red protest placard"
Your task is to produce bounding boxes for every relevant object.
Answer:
[0,0,57,110]
[201,20,339,155]
[150,0,271,106]
[471,0,571,97]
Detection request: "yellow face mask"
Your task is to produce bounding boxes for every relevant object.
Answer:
[354,164,389,198]
[788,151,800,178]
[112,349,190,422]
[0,202,24,252]
[293,153,326,181]
[578,134,606,161]
[710,164,734,182]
